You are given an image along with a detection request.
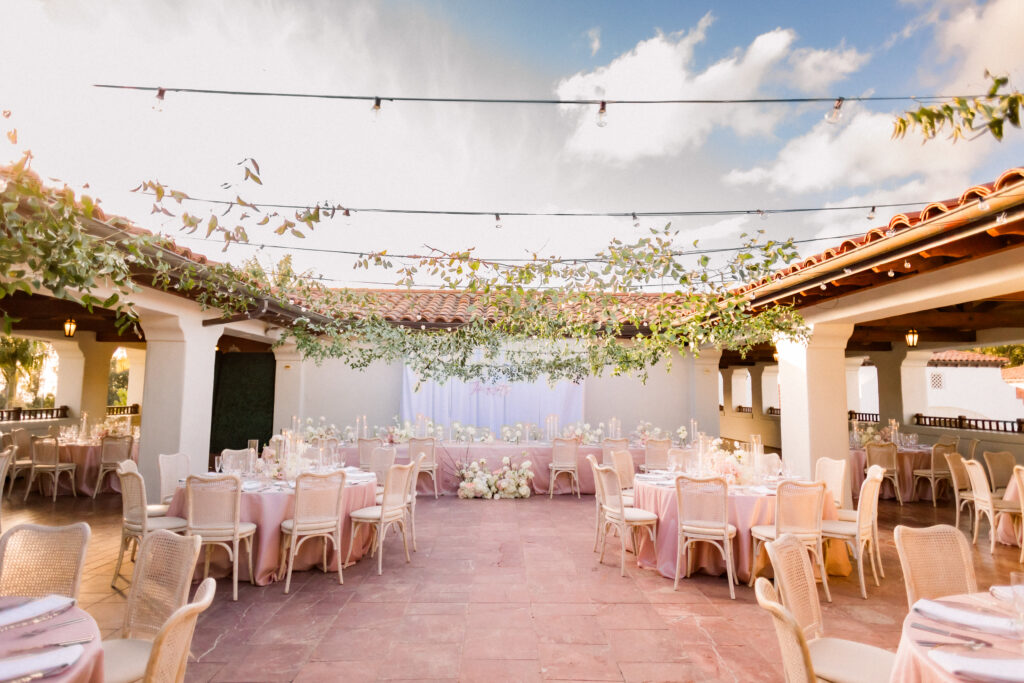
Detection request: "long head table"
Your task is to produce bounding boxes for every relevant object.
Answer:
[166,479,376,586]
[338,441,646,495]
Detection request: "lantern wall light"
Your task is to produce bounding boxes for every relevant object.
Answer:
[63,318,77,338]
[905,328,919,348]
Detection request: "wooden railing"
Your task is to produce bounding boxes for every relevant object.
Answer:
[848,411,880,423]
[0,406,70,422]
[734,406,753,414]
[766,407,781,416]
[913,413,1024,434]
[106,404,140,416]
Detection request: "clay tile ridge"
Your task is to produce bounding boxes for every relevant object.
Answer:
[927,350,1009,368]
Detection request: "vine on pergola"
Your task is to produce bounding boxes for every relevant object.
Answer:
[1,153,807,383]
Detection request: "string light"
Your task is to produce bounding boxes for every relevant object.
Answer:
[887,269,895,277]
[904,260,912,269]
[155,88,166,101]
[866,206,876,220]
[757,209,768,221]
[596,101,608,127]
[819,283,827,290]
[632,212,639,228]
[371,96,382,122]
[824,97,844,124]
[494,213,502,229]
[979,197,991,211]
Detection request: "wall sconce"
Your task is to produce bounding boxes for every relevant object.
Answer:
[772,352,779,362]
[905,328,919,348]
[63,317,77,338]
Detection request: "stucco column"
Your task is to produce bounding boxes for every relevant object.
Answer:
[687,349,722,437]
[272,344,306,434]
[49,340,84,416]
[845,357,867,413]
[75,332,117,426]
[720,367,734,413]
[750,364,767,416]
[123,347,147,407]
[136,312,220,498]
[868,344,908,425]
[777,323,855,488]
[900,350,933,427]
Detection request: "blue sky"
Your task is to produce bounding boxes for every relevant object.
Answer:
[3,0,1024,287]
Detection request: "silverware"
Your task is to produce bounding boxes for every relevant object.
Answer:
[935,599,1010,618]
[915,639,987,651]
[15,618,87,639]
[0,662,71,683]
[0,636,93,658]
[0,605,75,635]
[911,622,992,647]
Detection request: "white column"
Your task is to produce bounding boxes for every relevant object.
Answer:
[750,364,766,416]
[49,340,84,416]
[688,349,722,437]
[137,312,220,498]
[75,333,116,425]
[845,357,867,414]
[272,344,306,434]
[900,350,933,427]
[123,347,147,408]
[868,345,907,425]
[720,367,735,413]
[777,323,855,492]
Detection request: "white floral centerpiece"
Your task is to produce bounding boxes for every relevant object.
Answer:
[304,416,337,442]
[633,421,667,445]
[374,416,415,444]
[675,425,688,445]
[456,456,534,499]
[562,421,604,444]
[501,424,524,443]
[857,425,881,447]
[707,438,755,486]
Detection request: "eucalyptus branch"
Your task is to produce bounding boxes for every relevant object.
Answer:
[893,73,1022,142]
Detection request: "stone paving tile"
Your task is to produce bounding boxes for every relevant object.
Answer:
[3,482,1022,681]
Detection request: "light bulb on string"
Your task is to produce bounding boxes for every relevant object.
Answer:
[632,212,640,228]
[596,101,608,127]
[866,206,876,220]
[887,269,895,277]
[996,211,1008,224]
[757,209,768,221]
[152,87,166,112]
[371,97,382,122]
[494,213,502,229]
[904,260,911,269]
[978,197,990,211]
[824,97,844,124]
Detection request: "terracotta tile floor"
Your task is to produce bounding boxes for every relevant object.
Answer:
[3,489,1021,682]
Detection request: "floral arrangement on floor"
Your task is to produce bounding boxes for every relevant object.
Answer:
[456,456,534,499]
[561,421,605,444]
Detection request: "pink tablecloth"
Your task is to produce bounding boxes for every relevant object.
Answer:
[890,593,1021,682]
[995,477,1023,546]
[0,602,103,683]
[634,481,850,583]
[338,442,645,495]
[166,480,376,586]
[848,445,941,502]
[37,442,139,497]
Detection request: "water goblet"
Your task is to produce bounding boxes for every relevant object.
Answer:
[214,456,222,473]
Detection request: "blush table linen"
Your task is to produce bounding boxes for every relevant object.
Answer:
[848,445,940,503]
[0,602,103,683]
[995,476,1023,547]
[890,593,1024,683]
[166,480,376,586]
[38,442,140,497]
[339,442,645,495]
[634,481,851,583]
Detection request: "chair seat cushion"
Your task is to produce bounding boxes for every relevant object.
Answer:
[807,636,895,683]
[351,505,383,521]
[836,508,857,522]
[190,521,257,541]
[821,520,859,538]
[549,464,577,471]
[12,459,31,467]
[992,498,1019,512]
[146,504,169,518]
[127,516,187,533]
[621,507,657,523]
[375,493,384,505]
[681,522,737,537]
[281,518,336,534]
[102,637,153,683]
[912,469,951,477]
[750,525,820,542]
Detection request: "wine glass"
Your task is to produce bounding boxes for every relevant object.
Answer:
[214,456,222,473]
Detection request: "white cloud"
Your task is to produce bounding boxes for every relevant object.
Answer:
[723,102,992,193]
[788,44,870,93]
[936,0,1024,90]
[586,27,601,57]
[556,15,802,163]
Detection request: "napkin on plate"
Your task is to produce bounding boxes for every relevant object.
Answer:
[913,598,1022,637]
[928,648,1024,682]
[0,596,75,630]
[0,643,83,681]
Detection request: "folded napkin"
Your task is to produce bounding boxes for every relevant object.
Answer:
[928,648,1024,682]
[241,481,263,492]
[0,643,83,681]
[0,596,75,630]
[914,598,1022,637]
[990,585,1018,605]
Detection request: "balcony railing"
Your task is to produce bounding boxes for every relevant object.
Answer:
[766,407,781,416]
[913,413,1023,434]
[0,406,70,422]
[734,406,753,414]
[848,411,880,423]
[106,404,140,417]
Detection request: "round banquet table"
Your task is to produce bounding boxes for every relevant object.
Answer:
[338,441,646,495]
[634,480,851,583]
[890,592,1024,682]
[848,445,941,503]
[0,602,103,683]
[38,442,140,497]
[166,479,376,586]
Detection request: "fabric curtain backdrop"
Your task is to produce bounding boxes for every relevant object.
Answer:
[400,365,584,432]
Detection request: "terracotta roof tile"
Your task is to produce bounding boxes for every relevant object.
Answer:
[1001,365,1024,382]
[928,350,1008,367]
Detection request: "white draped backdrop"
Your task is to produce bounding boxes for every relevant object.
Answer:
[400,366,584,432]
